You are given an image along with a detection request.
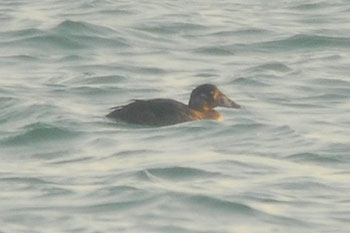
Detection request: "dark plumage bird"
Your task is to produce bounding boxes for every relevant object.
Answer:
[106,84,240,126]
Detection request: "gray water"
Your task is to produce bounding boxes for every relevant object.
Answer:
[1,0,350,232]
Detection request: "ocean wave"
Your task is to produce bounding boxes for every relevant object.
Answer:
[78,75,126,85]
[192,46,234,56]
[185,194,256,215]
[284,152,342,164]
[0,176,54,185]
[290,2,332,10]
[251,34,350,51]
[247,62,292,73]
[231,77,270,87]
[145,166,220,181]
[0,20,130,50]
[1,123,80,146]
[134,22,207,35]
[52,20,116,36]
[0,28,44,42]
[208,28,273,37]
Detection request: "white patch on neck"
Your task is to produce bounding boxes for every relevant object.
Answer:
[217,115,224,122]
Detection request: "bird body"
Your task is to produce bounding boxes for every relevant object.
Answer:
[107,84,240,126]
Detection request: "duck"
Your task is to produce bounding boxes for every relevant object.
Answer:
[106,84,240,126]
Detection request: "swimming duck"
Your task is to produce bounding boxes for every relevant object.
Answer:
[106,84,240,126]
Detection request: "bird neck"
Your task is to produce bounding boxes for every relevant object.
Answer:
[188,99,212,112]
[192,109,222,121]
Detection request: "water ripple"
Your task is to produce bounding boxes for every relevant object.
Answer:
[0,20,130,51]
[252,34,350,51]
[0,123,80,146]
[52,20,116,36]
[145,166,219,181]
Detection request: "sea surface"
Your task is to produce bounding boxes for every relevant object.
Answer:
[1,0,350,232]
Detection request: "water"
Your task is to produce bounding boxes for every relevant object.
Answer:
[1,0,350,232]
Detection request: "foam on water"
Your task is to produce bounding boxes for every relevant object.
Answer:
[1,0,350,232]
